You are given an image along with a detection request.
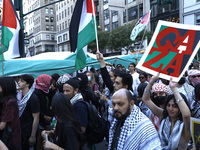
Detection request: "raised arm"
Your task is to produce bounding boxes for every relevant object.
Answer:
[169,77,191,142]
[96,52,114,93]
[142,73,163,120]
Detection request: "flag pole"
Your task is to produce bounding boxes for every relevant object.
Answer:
[91,0,99,52]
[2,45,4,76]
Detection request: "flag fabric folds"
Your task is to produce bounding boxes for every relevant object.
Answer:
[1,0,21,60]
[69,0,96,70]
[130,10,151,42]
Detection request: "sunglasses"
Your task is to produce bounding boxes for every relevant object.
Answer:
[192,75,200,78]
[139,76,144,79]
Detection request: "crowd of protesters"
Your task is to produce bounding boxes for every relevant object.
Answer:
[0,52,200,149]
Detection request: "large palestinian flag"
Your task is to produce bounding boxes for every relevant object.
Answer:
[1,0,20,60]
[69,0,96,70]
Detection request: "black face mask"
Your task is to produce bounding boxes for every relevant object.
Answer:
[178,77,186,85]
[152,96,166,106]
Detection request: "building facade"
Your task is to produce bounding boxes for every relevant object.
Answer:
[55,0,76,52]
[24,0,57,56]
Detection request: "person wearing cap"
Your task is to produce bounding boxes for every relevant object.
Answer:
[142,73,191,149]
[188,69,200,87]
[63,77,93,149]
[142,80,169,131]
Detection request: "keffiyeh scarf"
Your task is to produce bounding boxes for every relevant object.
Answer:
[108,105,161,150]
[158,117,184,150]
[18,89,34,117]
[70,93,83,105]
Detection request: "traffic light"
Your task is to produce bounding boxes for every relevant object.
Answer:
[14,0,20,11]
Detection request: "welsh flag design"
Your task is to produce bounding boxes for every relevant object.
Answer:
[70,0,96,70]
[1,0,20,60]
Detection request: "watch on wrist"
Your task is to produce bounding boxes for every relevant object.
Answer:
[176,98,183,103]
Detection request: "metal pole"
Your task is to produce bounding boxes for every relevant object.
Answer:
[19,0,25,57]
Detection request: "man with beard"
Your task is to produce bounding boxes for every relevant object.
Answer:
[108,89,161,150]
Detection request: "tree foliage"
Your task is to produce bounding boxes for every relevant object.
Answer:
[88,21,153,54]
[88,30,110,53]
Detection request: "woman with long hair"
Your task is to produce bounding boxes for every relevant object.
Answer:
[0,77,21,150]
[142,74,191,150]
[42,92,84,150]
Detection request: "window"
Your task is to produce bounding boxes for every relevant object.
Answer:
[196,14,200,25]
[45,8,48,13]
[112,22,118,30]
[58,36,62,42]
[65,9,67,17]
[62,11,64,19]
[46,35,50,40]
[68,7,70,15]
[60,24,61,31]
[50,17,54,22]
[51,35,55,40]
[104,9,109,19]
[112,11,118,16]
[128,6,138,21]
[123,10,127,23]
[50,8,53,14]
[103,0,108,5]
[68,19,70,26]
[62,22,64,29]
[63,34,68,41]
[51,25,54,31]
[45,16,49,22]
[71,5,73,13]
[45,0,48,4]
[104,24,110,31]
[46,25,49,31]
[59,13,61,20]
[57,15,58,21]
[139,4,143,17]
[45,45,55,52]
[65,21,68,28]
[49,0,53,3]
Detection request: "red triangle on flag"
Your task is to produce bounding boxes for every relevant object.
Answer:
[2,0,17,29]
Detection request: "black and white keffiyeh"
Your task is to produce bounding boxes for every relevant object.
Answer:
[158,117,184,150]
[70,93,83,105]
[108,105,161,150]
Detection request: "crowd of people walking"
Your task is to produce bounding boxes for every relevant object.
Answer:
[0,52,199,150]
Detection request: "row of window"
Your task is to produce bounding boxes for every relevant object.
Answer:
[46,35,55,40]
[45,16,54,22]
[56,0,75,11]
[45,8,54,14]
[56,6,73,21]
[57,20,70,31]
[58,33,68,43]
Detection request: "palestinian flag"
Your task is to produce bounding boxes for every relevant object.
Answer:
[1,0,20,60]
[69,0,96,70]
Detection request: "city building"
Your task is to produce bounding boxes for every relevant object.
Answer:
[24,0,57,56]
[182,0,200,60]
[150,0,179,31]
[55,0,76,52]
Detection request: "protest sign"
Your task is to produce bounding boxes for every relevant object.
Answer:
[137,20,200,81]
[190,117,200,150]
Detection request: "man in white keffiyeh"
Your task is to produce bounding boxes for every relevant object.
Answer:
[17,74,40,149]
[108,89,161,150]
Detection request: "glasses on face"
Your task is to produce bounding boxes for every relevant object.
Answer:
[139,76,144,79]
[192,75,200,78]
